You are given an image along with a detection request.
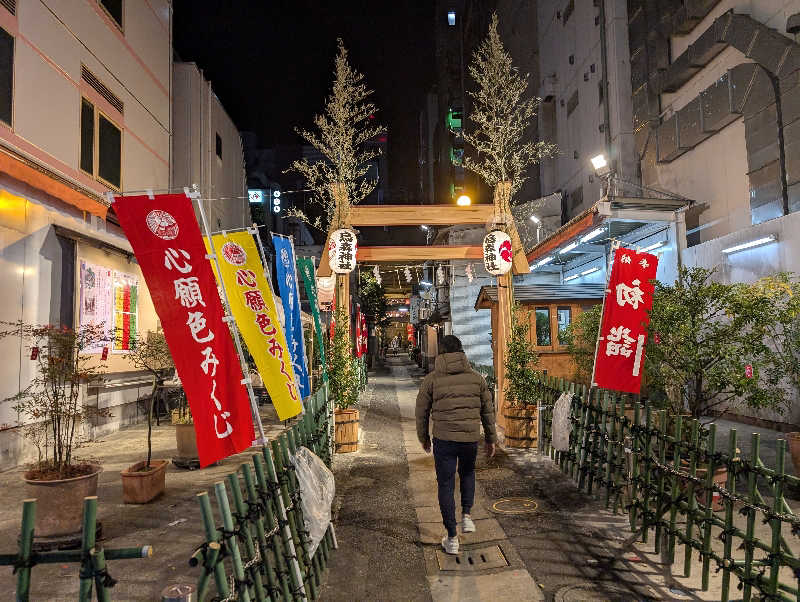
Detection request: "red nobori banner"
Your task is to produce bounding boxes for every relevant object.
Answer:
[593,247,659,394]
[112,193,254,466]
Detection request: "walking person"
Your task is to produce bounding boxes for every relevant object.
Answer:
[415,335,497,555]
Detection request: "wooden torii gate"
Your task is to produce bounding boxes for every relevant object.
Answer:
[318,191,529,424]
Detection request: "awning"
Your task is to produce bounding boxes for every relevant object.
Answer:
[475,283,605,310]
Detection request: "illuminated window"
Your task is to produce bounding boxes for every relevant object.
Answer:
[447,11,456,26]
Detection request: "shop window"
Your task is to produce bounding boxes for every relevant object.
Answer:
[557,307,571,343]
[100,0,123,30]
[80,98,122,189]
[0,26,12,126]
[535,307,551,346]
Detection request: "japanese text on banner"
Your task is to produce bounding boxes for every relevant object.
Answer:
[593,248,659,394]
[112,194,254,467]
[205,232,303,421]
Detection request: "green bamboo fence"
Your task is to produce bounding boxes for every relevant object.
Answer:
[535,375,800,601]
[1,496,152,601]
[191,385,336,601]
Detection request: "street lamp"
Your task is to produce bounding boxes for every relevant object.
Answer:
[456,194,471,206]
[590,153,613,196]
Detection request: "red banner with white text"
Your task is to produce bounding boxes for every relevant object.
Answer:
[112,194,254,466]
[593,248,659,394]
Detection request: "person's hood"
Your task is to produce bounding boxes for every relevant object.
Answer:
[434,352,471,375]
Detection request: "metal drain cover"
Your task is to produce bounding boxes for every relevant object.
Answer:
[554,583,634,601]
[436,545,509,572]
[491,497,539,514]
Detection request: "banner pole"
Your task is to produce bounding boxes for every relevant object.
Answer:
[589,238,620,390]
[287,233,311,406]
[251,225,278,296]
[186,186,268,446]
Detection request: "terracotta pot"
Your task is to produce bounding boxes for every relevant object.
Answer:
[23,465,102,538]
[680,460,728,512]
[503,404,538,449]
[787,433,800,474]
[335,408,359,453]
[175,423,199,459]
[121,460,167,504]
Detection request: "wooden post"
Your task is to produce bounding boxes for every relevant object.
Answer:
[330,182,352,335]
[493,181,514,432]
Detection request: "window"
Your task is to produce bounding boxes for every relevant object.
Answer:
[215,133,222,159]
[557,307,571,344]
[567,90,579,117]
[0,26,12,126]
[562,0,575,25]
[100,0,123,29]
[535,307,551,346]
[447,11,456,26]
[80,98,122,189]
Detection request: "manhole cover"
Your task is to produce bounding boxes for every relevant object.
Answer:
[554,583,633,601]
[491,497,538,514]
[436,545,509,572]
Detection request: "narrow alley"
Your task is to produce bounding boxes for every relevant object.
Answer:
[321,357,730,601]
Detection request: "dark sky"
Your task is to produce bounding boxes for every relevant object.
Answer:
[174,0,435,197]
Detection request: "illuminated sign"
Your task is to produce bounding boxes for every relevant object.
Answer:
[248,189,263,204]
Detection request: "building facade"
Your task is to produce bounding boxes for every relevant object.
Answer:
[0,0,173,469]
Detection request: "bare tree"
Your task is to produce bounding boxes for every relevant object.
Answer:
[288,39,386,230]
[464,14,557,204]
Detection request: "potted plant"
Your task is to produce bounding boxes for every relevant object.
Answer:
[120,332,172,503]
[503,304,541,448]
[0,322,110,543]
[328,307,360,453]
[170,388,200,467]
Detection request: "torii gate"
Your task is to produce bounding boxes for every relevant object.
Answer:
[317,186,529,423]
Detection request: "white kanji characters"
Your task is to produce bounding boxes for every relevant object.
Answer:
[200,346,219,377]
[606,325,635,357]
[616,279,645,309]
[243,290,266,312]
[620,254,632,264]
[174,277,206,308]
[186,311,214,343]
[639,258,649,269]
[236,269,258,288]
[164,248,192,273]
[214,411,233,438]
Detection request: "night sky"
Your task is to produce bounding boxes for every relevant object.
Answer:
[174,0,435,197]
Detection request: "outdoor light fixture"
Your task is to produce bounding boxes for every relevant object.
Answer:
[641,240,666,253]
[559,241,578,254]
[420,280,433,287]
[590,153,611,176]
[581,267,600,276]
[530,214,541,224]
[721,235,777,254]
[420,225,429,231]
[456,195,471,206]
[580,227,605,243]
[398,307,409,311]
[564,273,580,282]
[448,11,456,26]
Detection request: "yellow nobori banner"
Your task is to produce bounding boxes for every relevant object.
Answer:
[205,232,303,421]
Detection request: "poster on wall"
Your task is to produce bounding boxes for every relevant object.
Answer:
[79,261,113,353]
[112,271,138,352]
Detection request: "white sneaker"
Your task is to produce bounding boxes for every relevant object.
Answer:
[461,514,476,533]
[441,535,459,555]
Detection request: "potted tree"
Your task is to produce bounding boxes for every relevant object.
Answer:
[120,332,172,503]
[1,322,110,543]
[503,304,541,448]
[329,307,360,453]
[170,388,199,467]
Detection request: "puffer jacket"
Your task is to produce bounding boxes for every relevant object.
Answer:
[416,352,497,444]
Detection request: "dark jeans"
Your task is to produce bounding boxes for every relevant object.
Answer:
[433,438,478,538]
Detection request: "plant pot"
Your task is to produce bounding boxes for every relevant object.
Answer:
[787,433,800,474]
[335,408,359,453]
[23,465,102,539]
[121,460,167,504]
[503,404,538,449]
[175,423,199,459]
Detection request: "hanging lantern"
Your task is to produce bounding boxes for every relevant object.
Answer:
[483,230,513,276]
[404,267,412,283]
[466,263,474,283]
[328,229,358,274]
[373,264,382,285]
[436,265,445,285]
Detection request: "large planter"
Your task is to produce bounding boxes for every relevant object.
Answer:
[175,423,199,458]
[121,460,167,504]
[787,433,800,474]
[335,408,359,453]
[504,404,538,448]
[23,465,102,539]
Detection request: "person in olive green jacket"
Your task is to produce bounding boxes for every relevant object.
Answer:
[416,335,497,555]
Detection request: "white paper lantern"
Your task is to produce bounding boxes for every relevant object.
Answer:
[328,229,358,274]
[483,230,513,275]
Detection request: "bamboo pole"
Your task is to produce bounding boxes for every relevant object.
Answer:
[721,429,738,601]
[89,547,112,602]
[683,419,699,577]
[197,491,231,599]
[743,433,760,602]
[16,499,35,602]
[701,424,717,590]
[768,439,787,599]
[78,496,99,601]
[668,415,683,562]
[227,472,267,601]
[242,463,282,601]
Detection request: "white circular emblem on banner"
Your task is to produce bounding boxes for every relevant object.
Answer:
[145,210,179,240]
[483,230,513,275]
[328,229,358,274]
[221,242,247,266]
